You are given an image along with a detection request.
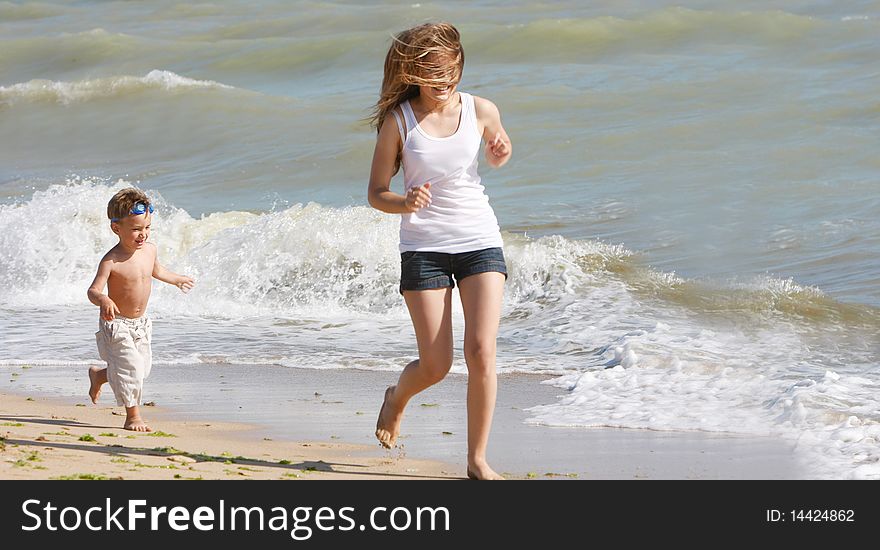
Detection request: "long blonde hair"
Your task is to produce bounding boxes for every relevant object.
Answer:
[370,22,465,137]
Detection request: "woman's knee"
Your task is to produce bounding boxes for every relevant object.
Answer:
[419,356,452,383]
[464,340,496,370]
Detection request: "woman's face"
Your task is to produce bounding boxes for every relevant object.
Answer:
[419,80,457,104]
[415,52,460,105]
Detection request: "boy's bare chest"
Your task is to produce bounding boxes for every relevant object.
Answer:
[111,258,152,286]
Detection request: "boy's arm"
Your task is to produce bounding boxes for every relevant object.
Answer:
[150,246,195,292]
[474,96,512,168]
[87,256,120,320]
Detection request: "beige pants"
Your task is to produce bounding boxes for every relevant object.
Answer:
[95,315,152,408]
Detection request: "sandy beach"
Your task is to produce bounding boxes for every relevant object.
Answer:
[0,390,457,481]
[1,364,802,480]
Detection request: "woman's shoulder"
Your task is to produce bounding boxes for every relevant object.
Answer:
[378,104,406,127]
[470,94,500,119]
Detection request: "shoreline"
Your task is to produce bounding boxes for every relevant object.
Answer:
[0,391,456,480]
[1,363,803,479]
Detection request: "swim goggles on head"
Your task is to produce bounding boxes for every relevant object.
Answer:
[111,202,154,222]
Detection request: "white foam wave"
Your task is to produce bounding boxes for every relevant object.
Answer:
[2,181,878,478]
[524,319,880,479]
[0,70,233,105]
[0,360,95,367]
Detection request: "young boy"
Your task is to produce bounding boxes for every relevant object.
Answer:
[86,188,194,431]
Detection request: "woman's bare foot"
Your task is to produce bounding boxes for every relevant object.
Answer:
[375,386,403,449]
[466,462,505,480]
[88,366,105,404]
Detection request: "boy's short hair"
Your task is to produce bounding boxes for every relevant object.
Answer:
[108,188,151,221]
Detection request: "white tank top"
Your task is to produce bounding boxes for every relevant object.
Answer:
[392,92,504,253]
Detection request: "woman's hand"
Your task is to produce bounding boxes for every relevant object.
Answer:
[404,182,432,212]
[486,132,510,166]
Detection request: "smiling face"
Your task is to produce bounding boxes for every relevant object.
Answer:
[111,212,151,252]
[415,51,461,106]
[418,80,458,104]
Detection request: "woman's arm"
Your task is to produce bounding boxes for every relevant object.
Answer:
[367,114,431,214]
[474,96,512,168]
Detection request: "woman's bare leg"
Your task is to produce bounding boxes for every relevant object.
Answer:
[458,272,506,480]
[376,287,454,448]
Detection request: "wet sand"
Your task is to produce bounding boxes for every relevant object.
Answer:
[0,363,802,479]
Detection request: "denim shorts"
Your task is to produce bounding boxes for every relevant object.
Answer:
[400,247,508,293]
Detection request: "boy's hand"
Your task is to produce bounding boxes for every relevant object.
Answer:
[404,182,431,212]
[100,297,120,321]
[176,276,195,294]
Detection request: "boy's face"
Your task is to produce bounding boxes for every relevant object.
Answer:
[111,213,151,251]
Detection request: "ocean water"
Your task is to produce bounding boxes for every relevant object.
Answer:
[1,1,878,479]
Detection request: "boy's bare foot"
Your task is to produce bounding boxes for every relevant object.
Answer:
[124,418,153,432]
[88,366,104,404]
[375,386,402,449]
[466,463,505,480]
[124,406,152,432]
